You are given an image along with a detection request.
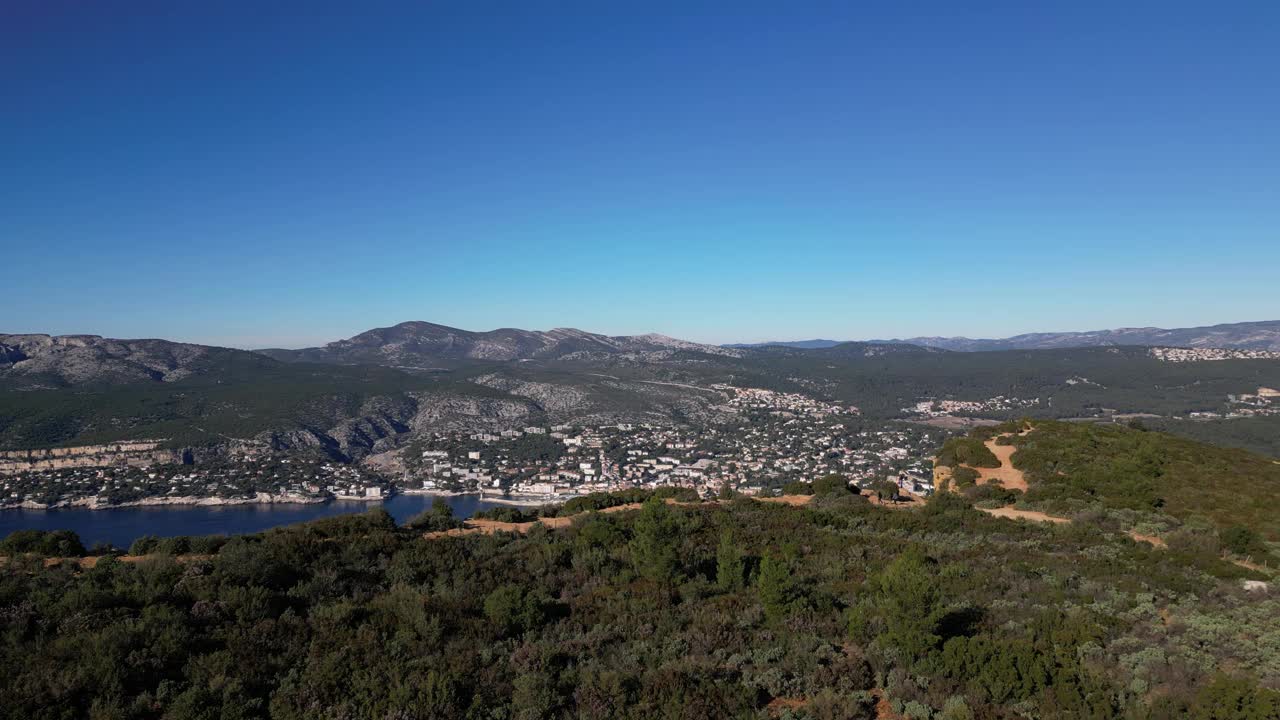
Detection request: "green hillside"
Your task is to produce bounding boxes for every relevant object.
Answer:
[0,361,442,450]
[4,491,1278,718]
[1006,421,1280,541]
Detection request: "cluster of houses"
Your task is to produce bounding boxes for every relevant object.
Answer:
[406,386,939,501]
[5,385,952,509]
[1149,347,1280,362]
[1,456,388,508]
[904,396,1040,419]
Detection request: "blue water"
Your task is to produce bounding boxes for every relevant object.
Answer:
[0,494,509,549]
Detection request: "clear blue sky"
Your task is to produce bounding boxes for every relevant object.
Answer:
[3,2,1277,348]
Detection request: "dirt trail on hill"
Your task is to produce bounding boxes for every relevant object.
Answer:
[756,494,814,506]
[0,554,213,569]
[1127,531,1167,548]
[422,493,850,539]
[980,506,1070,524]
[959,429,1180,550]
[975,436,1028,491]
[424,501,648,537]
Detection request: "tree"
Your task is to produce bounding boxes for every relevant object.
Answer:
[406,498,462,532]
[1220,525,1265,557]
[782,480,814,496]
[876,480,900,504]
[630,496,680,584]
[716,530,745,591]
[129,534,160,555]
[483,584,546,636]
[0,529,86,557]
[950,466,979,489]
[876,548,944,665]
[813,474,852,495]
[717,479,737,500]
[758,551,796,623]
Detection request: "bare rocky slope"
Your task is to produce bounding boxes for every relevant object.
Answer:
[0,334,273,389]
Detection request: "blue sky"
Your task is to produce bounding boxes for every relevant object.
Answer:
[3,2,1277,348]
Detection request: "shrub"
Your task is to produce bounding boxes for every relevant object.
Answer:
[813,474,853,495]
[0,529,86,557]
[406,498,466,531]
[782,480,814,496]
[951,466,979,489]
[936,437,1000,468]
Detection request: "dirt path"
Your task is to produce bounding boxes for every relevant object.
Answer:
[872,689,905,720]
[1127,531,1167,548]
[935,431,1029,493]
[0,553,213,569]
[980,506,1070,524]
[423,492,847,539]
[756,494,814,506]
[974,437,1028,491]
[1230,557,1271,572]
[424,501,648,538]
[765,697,807,714]
[863,489,925,507]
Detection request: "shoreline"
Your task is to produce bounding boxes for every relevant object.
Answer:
[1,491,343,512]
[400,488,583,508]
[1,488,584,512]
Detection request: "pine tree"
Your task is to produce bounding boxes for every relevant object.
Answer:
[716,529,744,591]
[758,551,794,622]
[876,547,944,664]
[629,496,679,584]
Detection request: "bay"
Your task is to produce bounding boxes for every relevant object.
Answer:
[0,494,510,550]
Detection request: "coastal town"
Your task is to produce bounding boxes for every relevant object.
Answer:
[406,386,940,503]
[1,456,387,510]
[1,386,945,509]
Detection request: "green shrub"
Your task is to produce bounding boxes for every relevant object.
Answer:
[0,529,86,557]
[950,466,979,489]
[936,437,1000,468]
[813,474,852,495]
[782,480,814,496]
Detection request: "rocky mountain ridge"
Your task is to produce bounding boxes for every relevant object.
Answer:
[0,333,271,388]
[256,321,744,365]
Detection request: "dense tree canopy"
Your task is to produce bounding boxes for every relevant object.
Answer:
[1,487,1277,719]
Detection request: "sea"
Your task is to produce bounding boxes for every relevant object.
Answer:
[0,493,508,549]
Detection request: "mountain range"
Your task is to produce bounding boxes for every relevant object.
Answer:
[257,321,744,366]
[6,319,1280,459]
[728,320,1280,352]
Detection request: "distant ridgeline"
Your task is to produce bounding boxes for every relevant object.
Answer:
[4,323,1280,459]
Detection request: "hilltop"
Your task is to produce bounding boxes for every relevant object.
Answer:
[938,420,1280,543]
[256,321,744,365]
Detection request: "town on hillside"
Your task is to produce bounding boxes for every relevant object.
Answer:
[2,386,943,509]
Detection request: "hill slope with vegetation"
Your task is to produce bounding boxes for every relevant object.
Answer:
[1005,421,1280,542]
[2,488,1278,719]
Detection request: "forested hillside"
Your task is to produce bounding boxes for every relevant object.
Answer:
[1001,421,1280,541]
[2,489,1277,719]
